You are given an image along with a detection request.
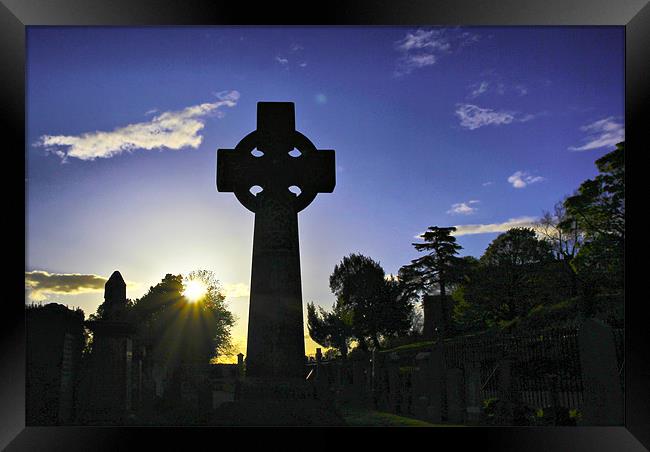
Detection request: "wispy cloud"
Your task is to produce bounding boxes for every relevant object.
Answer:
[482,181,493,186]
[568,117,624,151]
[514,84,528,96]
[275,43,307,68]
[451,216,538,236]
[466,69,534,99]
[37,90,240,161]
[447,200,479,215]
[413,216,538,239]
[455,104,534,130]
[25,271,108,301]
[222,282,250,299]
[507,171,545,189]
[394,28,479,76]
[468,81,489,98]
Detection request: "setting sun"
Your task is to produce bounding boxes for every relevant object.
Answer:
[183,279,207,302]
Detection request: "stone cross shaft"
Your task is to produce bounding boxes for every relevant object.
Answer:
[217,102,335,379]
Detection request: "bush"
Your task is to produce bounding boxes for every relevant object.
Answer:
[518,298,579,331]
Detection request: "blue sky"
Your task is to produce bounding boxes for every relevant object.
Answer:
[25,26,624,358]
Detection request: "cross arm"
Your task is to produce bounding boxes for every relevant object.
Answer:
[217,148,267,193]
[295,149,336,193]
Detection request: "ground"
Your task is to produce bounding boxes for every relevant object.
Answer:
[339,404,465,427]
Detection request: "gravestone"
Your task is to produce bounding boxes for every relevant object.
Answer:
[446,367,465,423]
[422,295,447,339]
[372,350,388,410]
[578,318,623,425]
[25,303,85,425]
[83,271,135,424]
[313,348,327,400]
[464,362,482,423]
[218,102,335,382]
[386,353,401,412]
[351,351,369,403]
[496,352,524,425]
[413,351,432,418]
[425,343,446,423]
[236,353,245,377]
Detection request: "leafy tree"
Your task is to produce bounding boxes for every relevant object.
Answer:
[563,142,624,240]
[463,228,560,324]
[398,226,471,336]
[307,301,353,359]
[329,254,413,350]
[133,271,235,368]
[377,275,414,339]
[407,304,424,336]
[562,142,624,300]
[451,284,490,333]
[481,227,554,268]
[88,298,134,321]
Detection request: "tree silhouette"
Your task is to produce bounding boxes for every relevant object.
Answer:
[464,228,556,324]
[398,226,468,336]
[307,301,353,359]
[536,200,584,297]
[562,142,624,303]
[132,271,235,369]
[329,254,412,351]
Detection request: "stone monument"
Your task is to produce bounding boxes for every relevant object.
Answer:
[83,270,134,423]
[422,294,447,339]
[578,319,624,425]
[217,101,335,381]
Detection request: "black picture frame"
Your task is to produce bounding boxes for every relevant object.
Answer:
[3,0,648,449]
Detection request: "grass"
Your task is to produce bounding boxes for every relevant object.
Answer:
[340,406,464,427]
[381,340,436,354]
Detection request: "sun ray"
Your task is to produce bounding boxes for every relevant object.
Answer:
[183,279,207,302]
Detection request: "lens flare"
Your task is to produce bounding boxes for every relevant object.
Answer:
[183,279,207,302]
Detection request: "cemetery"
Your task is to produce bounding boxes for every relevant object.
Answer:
[25,103,625,427]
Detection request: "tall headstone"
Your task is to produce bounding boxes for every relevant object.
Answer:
[422,295,447,339]
[104,271,127,320]
[237,353,245,377]
[422,343,445,423]
[386,353,401,412]
[464,362,482,423]
[313,348,329,400]
[26,303,84,425]
[351,351,369,402]
[413,351,432,418]
[446,367,465,423]
[496,352,522,425]
[217,102,335,381]
[372,350,387,410]
[83,270,134,424]
[578,318,623,425]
